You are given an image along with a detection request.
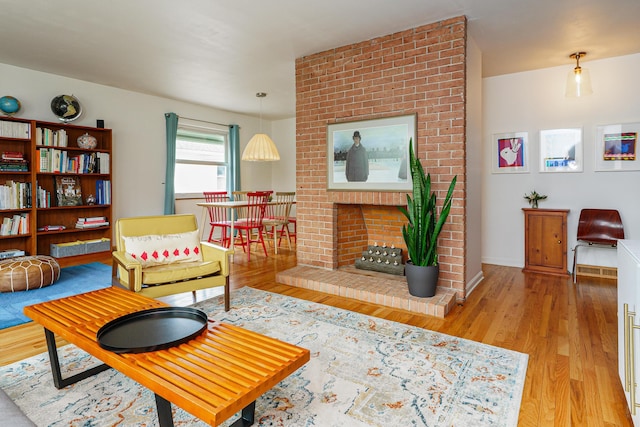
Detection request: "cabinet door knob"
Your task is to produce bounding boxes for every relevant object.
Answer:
[558,240,562,244]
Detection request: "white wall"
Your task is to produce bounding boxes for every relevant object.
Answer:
[483,53,640,270]
[0,62,276,225]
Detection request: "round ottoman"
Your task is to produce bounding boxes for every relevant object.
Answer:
[0,255,61,292]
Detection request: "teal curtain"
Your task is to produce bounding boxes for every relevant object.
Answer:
[164,112,178,215]
[228,124,240,198]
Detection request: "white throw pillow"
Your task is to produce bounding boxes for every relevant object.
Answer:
[122,230,203,267]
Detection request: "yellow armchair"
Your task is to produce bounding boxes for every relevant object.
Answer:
[112,214,233,310]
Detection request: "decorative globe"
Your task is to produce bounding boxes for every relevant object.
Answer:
[50,94,82,122]
[0,96,21,116]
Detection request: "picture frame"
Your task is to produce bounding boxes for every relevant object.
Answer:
[326,114,416,191]
[594,122,640,172]
[491,132,529,174]
[539,128,583,173]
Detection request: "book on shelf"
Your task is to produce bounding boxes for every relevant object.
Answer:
[0,120,30,139]
[77,216,107,223]
[36,184,51,208]
[36,149,109,174]
[54,176,82,206]
[35,127,67,147]
[75,221,109,229]
[0,212,29,236]
[0,159,28,172]
[95,179,111,204]
[2,151,24,161]
[76,216,109,228]
[0,249,25,259]
[0,180,31,209]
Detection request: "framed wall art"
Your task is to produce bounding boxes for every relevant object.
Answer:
[326,114,416,191]
[594,122,640,172]
[539,128,583,173]
[491,131,529,173]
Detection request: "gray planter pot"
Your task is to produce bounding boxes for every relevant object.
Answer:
[405,261,439,297]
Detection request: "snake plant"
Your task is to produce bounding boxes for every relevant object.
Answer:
[398,139,457,267]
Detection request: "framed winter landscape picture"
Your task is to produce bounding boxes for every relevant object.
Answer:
[491,132,529,174]
[326,114,416,191]
[594,122,640,172]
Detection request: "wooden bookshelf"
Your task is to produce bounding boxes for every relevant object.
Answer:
[0,117,112,267]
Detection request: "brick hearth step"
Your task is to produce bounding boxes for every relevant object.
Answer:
[276,265,456,318]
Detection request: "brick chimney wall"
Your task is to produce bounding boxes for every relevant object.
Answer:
[294,16,467,297]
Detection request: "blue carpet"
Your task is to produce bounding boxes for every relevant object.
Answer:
[0,262,112,330]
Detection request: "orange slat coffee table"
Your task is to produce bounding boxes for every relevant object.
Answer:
[23,286,310,427]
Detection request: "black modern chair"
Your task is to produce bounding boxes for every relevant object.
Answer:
[572,209,624,283]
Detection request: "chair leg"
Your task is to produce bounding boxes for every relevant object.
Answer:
[280,225,292,250]
[237,230,247,254]
[272,225,278,254]
[224,279,230,312]
[245,229,251,261]
[258,228,268,257]
[572,246,579,284]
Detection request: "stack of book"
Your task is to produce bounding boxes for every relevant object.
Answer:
[0,120,30,139]
[75,216,109,229]
[0,213,29,236]
[36,184,51,208]
[36,149,109,174]
[95,179,111,204]
[35,127,67,147]
[0,151,28,172]
[0,180,31,209]
[0,249,25,260]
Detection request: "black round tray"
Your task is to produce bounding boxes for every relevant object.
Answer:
[97,307,208,353]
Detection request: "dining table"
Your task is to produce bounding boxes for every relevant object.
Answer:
[197,199,295,259]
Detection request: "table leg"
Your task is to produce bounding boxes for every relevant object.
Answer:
[229,401,255,427]
[199,206,209,241]
[229,205,236,262]
[44,328,110,389]
[155,393,175,427]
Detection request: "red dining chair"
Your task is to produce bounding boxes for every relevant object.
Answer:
[233,191,270,260]
[203,191,231,247]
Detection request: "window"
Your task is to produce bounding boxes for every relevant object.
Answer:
[174,124,228,198]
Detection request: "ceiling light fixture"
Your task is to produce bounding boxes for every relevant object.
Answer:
[565,52,593,97]
[241,92,280,161]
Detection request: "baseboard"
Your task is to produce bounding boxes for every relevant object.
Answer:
[464,269,484,301]
[575,264,617,280]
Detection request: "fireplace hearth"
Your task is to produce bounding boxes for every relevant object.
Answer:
[276,265,456,318]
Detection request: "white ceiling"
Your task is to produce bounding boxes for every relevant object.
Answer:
[2,0,640,120]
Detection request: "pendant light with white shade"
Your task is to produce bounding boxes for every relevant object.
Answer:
[241,92,280,161]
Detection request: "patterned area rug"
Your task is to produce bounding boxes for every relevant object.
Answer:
[0,287,528,426]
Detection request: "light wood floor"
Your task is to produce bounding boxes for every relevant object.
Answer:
[0,250,633,426]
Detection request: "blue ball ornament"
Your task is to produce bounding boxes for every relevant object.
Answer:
[0,96,21,116]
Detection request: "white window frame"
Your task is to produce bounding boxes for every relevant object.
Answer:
[174,121,229,199]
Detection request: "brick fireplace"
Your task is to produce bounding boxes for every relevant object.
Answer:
[279,16,468,315]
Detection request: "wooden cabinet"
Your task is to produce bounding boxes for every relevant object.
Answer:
[522,208,569,276]
[618,240,640,423]
[0,117,112,267]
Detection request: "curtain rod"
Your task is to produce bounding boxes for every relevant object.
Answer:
[177,115,229,128]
